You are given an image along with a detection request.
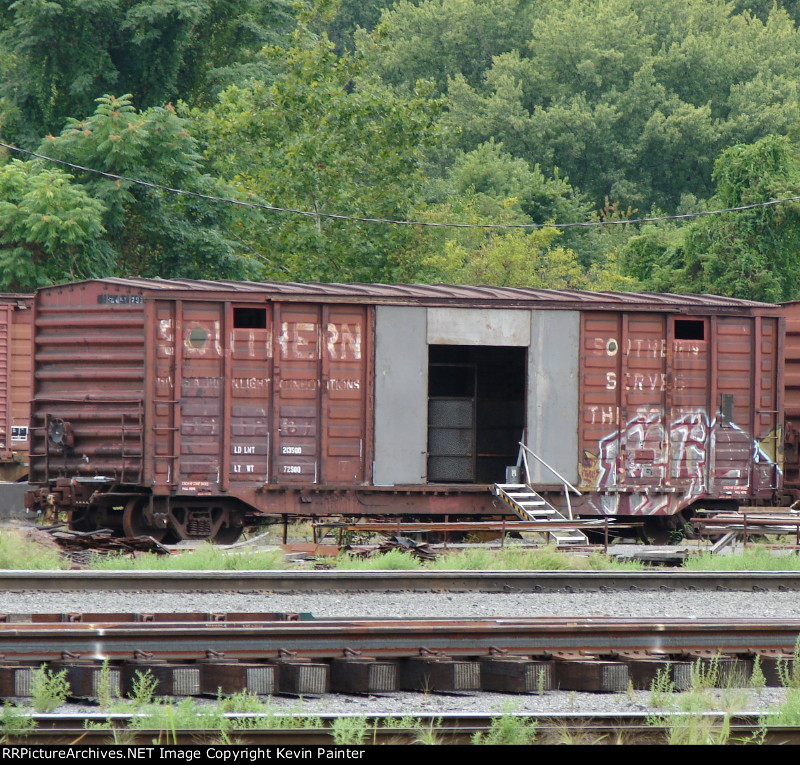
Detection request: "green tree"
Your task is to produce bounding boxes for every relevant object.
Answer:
[324,0,395,51]
[5,93,257,283]
[0,0,294,146]
[0,159,109,290]
[197,22,442,282]
[372,0,800,214]
[442,140,589,228]
[369,0,538,94]
[408,195,636,290]
[680,135,800,301]
[620,135,800,301]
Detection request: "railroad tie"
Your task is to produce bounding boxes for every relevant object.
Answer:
[199,660,277,697]
[479,657,554,693]
[399,656,481,693]
[553,655,629,693]
[329,657,398,694]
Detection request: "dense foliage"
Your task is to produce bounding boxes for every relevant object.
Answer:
[196,22,441,282]
[0,0,294,146]
[1,0,800,296]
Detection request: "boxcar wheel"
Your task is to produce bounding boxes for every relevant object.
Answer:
[212,524,243,545]
[122,498,167,542]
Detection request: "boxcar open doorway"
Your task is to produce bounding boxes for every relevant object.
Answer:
[427,345,526,483]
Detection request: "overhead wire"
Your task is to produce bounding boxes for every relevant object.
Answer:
[2,140,800,230]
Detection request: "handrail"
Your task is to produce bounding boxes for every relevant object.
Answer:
[517,442,582,495]
[517,441,581,521]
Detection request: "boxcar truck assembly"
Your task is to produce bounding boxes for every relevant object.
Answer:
[23,279,785,543]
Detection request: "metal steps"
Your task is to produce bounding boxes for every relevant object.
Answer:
[491,483,588,545]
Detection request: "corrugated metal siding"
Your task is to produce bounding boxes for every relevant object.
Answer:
[623,313,667,487]
[178,302,225,489]
[577,311,780,514]
[756,317,782,486]
[229,318,272,487]
[30,285,146,483]
[322,304,369,483]
[0,305,10,459]
[712,317,754,494]
[712,316,781,493]
[579,313,623,489]
[9,303,32,456]
[273,303,324,484]
[668,322,708,490]
[272,303,369,484]
[0,299,32,465]
[784,305,800,488]
[151,300,178,489]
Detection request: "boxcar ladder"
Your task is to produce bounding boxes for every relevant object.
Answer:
[491,443,588,545]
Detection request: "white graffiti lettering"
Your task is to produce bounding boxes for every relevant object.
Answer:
[278,322,319,360]
[232,377,271,390]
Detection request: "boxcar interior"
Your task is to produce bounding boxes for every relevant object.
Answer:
[427,345,526,484]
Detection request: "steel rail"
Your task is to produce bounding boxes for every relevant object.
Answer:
[0,617,798,661]
[12,713,800,745]
[2,569,800,592]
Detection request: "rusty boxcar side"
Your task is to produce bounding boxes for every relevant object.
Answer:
[25,279,785,541]
[0,295,33,482]
[779,301,800,496]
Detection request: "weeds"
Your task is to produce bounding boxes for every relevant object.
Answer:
[683,548,800,571]
[409,718,443,745]
[472,706,538,745]
[95,660,118,708]
[541,722,608,746]
[371,547,645,571]
[649,667,675,709]
[750,656,767,692]
[30,665,70,713]
[0,530,64,569]
[777,637,800,688]
[89,544,287,571]
[689,656,721,691]
[128,670,158,706]
[0,703,35,742]
[665,713,733,745]
[761,687,800,725]
[330,716,370,745]
[327,549,422,570]
[536,667,548,696]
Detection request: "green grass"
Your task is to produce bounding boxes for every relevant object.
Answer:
[114,545,644,572]
[683,548,800,570]
[329,547,644,571]
[0,530,65,569]
[323,548,423,570]
[761,688,800,725]
[472,705,538,745]
[87,544,287,571]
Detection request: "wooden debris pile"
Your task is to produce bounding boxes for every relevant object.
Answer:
[41,524,171,566]
[347,534,438,562]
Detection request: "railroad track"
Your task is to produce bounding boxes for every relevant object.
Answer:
[8,713,800,745]
[4,569,800,592]
[0,614,798,696]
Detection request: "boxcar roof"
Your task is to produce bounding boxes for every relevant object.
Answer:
[44,278,780,313]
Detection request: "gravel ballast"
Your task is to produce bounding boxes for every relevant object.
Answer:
[4,588,798,717]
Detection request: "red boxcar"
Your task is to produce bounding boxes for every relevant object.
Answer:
[24,279,784,541]
[0,295,32,482]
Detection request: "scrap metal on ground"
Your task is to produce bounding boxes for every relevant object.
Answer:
[41,524,171,565]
